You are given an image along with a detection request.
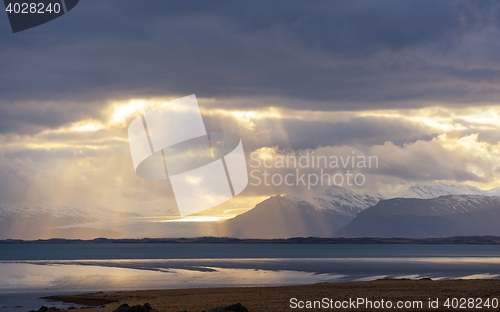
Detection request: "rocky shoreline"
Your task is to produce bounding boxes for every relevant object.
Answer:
[32,279,500,312]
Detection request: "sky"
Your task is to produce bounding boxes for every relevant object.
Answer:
[2,1,500,221]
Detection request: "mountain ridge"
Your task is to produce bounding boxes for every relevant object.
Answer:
[219,183,500,239]
[337,195,500,238]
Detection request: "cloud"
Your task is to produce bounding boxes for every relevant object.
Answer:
[1,0,500,133]
[243,130,500,199]
[203,113,435,151]
[2,98,500,206]
[2,1,500,221]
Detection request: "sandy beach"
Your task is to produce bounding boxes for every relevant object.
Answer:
[45,279,500,311]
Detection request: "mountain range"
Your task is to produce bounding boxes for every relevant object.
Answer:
[337,195,500,238]
[218,187,381,238]
[3,182,500,239]
[0,205,142,239]
[218,183,500,238]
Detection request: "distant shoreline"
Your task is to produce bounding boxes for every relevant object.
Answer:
[4,235,500,244]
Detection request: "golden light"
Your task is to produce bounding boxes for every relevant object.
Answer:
[108,97,200,127]
[71,121,105,132]
[232,111,258,129]
[158,216,230,222]
[110,99,151,124]
[200,107,283,130]
[253,146,277,161]
[9,95,500,220]
[410,116,466,132]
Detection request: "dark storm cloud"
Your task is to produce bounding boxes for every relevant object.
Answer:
[0,101,104,134]
[1,1,500,133]
[256,116,433,150]
[202,113,436,151]
[277,117,436,150]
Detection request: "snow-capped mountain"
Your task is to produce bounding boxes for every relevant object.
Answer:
[389,182,489,199]
[337,195,500,238]
[4,181,500,239]
[0,205,141,239]
[219,186,383,238]
[313,186,381,217]
[485,186,500,196]
[219,182,500,239]
[218,195,345,238]
[0,205,139,223]
[309,182,498,219]
[0,204,221,239]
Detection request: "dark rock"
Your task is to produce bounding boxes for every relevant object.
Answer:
[29,307,63,312]
[209,303,249,312]
[114,304,131,312]
[112,303,154,312]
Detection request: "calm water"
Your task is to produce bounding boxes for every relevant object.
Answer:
[2,243,500,260]
[1,243,500,311]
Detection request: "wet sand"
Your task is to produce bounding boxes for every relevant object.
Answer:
[46,279,500,311]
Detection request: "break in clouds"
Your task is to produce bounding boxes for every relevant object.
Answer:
[1,1,500,213]
[1,104,500,210]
